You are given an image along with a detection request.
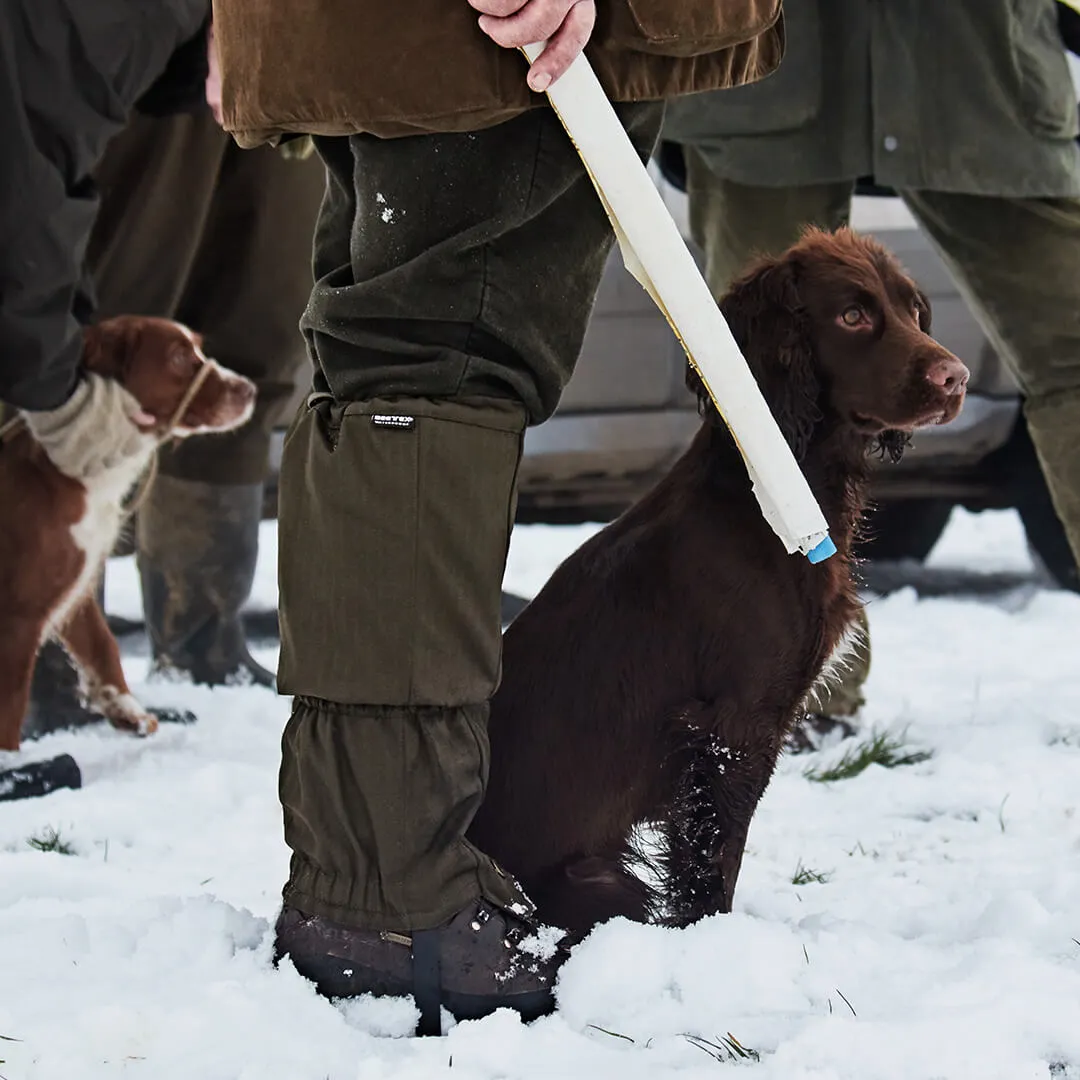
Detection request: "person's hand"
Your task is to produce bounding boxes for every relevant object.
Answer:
[468,0,596,92]
[23,373,154,481]
[205,22,224,126]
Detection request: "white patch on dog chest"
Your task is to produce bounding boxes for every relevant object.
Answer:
[49,452,152,635]
[807,618,867,709]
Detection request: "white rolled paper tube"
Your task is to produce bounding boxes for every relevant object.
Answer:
[522,43,834,563]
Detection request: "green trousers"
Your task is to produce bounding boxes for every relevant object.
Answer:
[686,150,1080,715]
[277,103,664,930]
[88,110,325,485]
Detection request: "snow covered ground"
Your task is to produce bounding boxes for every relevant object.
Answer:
[2,508,1079,1080]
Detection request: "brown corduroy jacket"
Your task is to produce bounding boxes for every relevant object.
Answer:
[212,0,785,146]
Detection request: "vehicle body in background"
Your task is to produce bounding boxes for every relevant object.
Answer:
[269,59,1080,591]
[505,175,1074,586]
[514,50,1080,586]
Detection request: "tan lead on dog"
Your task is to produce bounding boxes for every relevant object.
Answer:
[0,315,256,753]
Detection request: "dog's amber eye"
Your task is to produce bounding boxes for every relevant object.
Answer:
[840,306,865,327]
[168,343,197,371]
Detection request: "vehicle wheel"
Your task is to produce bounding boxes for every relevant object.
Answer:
[1004,420,1080,592]
[856,498,954,563]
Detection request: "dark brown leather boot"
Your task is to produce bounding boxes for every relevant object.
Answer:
[274,898,567,1036]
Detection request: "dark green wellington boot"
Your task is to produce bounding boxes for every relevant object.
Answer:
[137,475,275,688]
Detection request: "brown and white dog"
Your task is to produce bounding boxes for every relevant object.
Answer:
[0,316,255,752]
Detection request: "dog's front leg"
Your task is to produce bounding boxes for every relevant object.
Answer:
[0,620,41,751]
[56,595,158,737]
[661,709,780,925]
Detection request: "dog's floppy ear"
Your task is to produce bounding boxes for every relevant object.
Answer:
[685,361,718,419]
[82,317,138,378]
[706,255,822,460]
[915,288,933,335]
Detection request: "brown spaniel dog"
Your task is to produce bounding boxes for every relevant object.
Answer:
[469,228,968,938]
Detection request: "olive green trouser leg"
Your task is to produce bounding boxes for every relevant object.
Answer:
[88,109,324,485]
[685,152,869,717]
[899,190,1080,576]
[685,151,854,302]
[279,104,664,930]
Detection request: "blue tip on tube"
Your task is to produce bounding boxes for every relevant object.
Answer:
[806,536,837,564]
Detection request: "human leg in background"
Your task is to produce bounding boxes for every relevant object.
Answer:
[272,103,663,1031]
[90,109,325,686]
[901,189,1080,591]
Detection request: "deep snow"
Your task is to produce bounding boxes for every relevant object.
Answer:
[1,508,1078,1079]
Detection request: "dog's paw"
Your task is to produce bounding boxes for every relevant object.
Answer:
[94,687,159,738]
[130,706,159,737]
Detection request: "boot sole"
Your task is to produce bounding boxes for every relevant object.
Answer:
[288,952,554,1030]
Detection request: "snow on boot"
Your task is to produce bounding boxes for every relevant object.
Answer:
[274,898,566,1036]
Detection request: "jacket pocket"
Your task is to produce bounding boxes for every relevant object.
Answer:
[602,0,782,57]
[663,0,820,138]
[1008,0,1079,139]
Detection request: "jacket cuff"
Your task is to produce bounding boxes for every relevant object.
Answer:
[0,335,83,413]
[134,18,211,118]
